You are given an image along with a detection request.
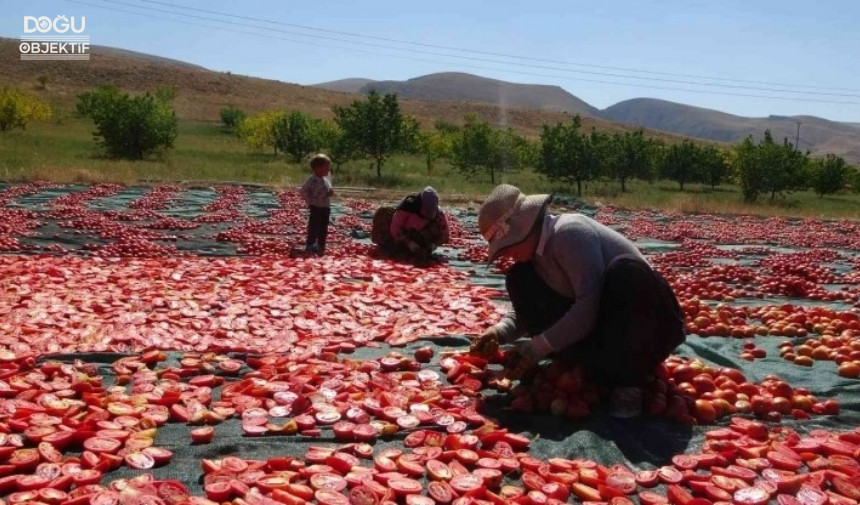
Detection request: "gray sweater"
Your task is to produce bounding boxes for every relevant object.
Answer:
[494,213,648,358]
[299,174,332,208]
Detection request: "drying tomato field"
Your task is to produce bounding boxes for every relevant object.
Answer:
[0,181,859,505]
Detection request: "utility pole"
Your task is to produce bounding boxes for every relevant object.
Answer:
[795,121,802,150]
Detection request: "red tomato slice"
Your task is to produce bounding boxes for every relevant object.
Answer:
[673,455,698,470]
[667,484,694,505]
[349,485,379,505]
[83,437,122,454]
[640,491,670,505]
[315,489,350,505]
[637,470,660,488]
[205,481,233,502]
[428,481,454,503]
[606,472,638,494]
[405,496,435,505]
[157,480,190,504]
[142,447,173,465]
[796,485,828,505]
[766,451,803,471]
[388,477,423,496]
[658,466,685,484]
[733,486,770,505]
[124,451,155,470]
[309,473,347,492]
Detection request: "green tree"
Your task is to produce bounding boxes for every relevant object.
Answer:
[490,128,533,176]
[272,110,324,163]
[314,120,352,171]
[417,128,454,173]
[733,131,808,203]
[451,114,497,183]
[658,140,701,190]
[734,135,766,203]
[237,111,284,153]
[76,86,122,118]
[219,106,246,133]
[763,135,808,201]
[701,145,731,189]
[78,87,177,159]
[809,154,850,197]
[537,116,596,196]
[850,166,860,193]
[332,91,416,178]
[606,130,657,192]
[587,130,612,181]
[0,87,52,132]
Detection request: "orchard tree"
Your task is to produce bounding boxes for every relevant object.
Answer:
[237,111,284,153]
[417,128,454,173]
[451,114,497,183]
[734,131,808,203]
[0,87,51,131]
[219,106,246,133]
[734,136,766,203]
[490,128,533,176]
[701,145,731,189]
[850,166,860,193]
[76,86,122,118]
[763,135,808,201]
[333,91,416,179]
[537,115,596,196]
[77,86,176,159]
[659,140,700,190]
[809,154,850,197]
[607,130,657,192]
[272,110,325,163]
[314,120,354,171]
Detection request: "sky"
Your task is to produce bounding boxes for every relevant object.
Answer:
[5,0,860,123]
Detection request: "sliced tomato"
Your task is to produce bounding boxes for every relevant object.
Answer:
[658,466,685,484]
[606,472,638,494]
[388,477,423,496]
[637,470,660,488]
[124,451,155,470]
[427,481,454,503]
[639,491,670,505]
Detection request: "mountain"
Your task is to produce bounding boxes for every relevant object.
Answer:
[0,38,666,142]
[602,99,860,163]
[312,78,375,94]
[356,72,599,117]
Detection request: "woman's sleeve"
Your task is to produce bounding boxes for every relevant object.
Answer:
[390,210,408,241]
[533,226,605,357]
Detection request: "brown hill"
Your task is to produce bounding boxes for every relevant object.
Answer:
[355,72,599,117]
[313,78,375,94]
[602,99,860,164]
[0,38,664,142]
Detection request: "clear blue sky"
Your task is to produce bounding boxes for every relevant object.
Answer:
[6,0,860,122]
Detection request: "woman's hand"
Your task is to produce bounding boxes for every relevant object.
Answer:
[502,342,539,380]
[470,327,499,358]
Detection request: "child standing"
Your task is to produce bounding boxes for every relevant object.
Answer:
[299,154,333,254]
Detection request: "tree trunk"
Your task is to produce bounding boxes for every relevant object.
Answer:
[577,179,582,197]
[376,159,382,179]
[621,177,627,192]
[679,180,685,191]
[490,167,495,185]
